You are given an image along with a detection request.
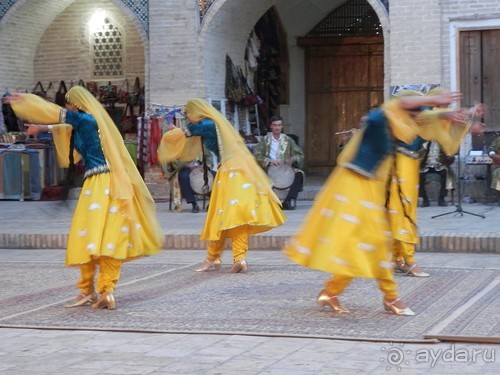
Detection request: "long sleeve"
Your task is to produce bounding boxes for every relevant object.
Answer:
[10,93,62,125]
[253,137,270,168]
[186,119,220,158]
[10,93,81,167]
[288,136,304,168]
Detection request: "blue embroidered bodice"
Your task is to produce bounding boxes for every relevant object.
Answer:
[187,118,220,158]
[64,110,107,171]
[347,108,393,177]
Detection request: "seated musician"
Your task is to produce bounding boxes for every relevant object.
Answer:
[419,141,454,207]
[488,136,500,199]
[163,148,214,213]
[253,115,304,210]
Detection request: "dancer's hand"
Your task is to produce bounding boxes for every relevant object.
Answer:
[469,122,486,135]
[432,91,463,107]
[25,124,45,137]
[270,159,281,167]
[2,93,23,104]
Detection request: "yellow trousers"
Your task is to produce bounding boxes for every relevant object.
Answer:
[77,257,122,294]
[324,273,399,301]
[207,226,249,262]
[392,239,416,265]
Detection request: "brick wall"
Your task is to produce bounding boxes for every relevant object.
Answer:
[32,0,145,98]
[0,0,74,92]
[389,0,500,88]
[148,0,203,106]
[0,0,145,94]
[389,0,442,85]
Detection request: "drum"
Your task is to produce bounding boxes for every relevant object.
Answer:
[189,167,214,195]
[268,164,295,190]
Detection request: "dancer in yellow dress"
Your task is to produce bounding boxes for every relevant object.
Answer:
[284,91,473,316]
[7,86,164,309]
[158,99,286,272]
[390,89,486,278]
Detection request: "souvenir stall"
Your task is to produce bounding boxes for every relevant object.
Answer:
[0,132,64,201]
[100,77,145,174]
[223,9,288,149]
[136,104,185,176]
[0,77,145,201]
[1,90,64,201]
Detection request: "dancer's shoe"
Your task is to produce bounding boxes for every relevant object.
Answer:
[228,259,248,273]
[195,259,221,272]
[91,293,116,310]
[383,298,414,316]
[394,260,430,277]
[316,290,349,313]
[64,292,97,308]
[404,263,430,277]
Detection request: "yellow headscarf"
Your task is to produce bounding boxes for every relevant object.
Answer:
[65,86,136,200]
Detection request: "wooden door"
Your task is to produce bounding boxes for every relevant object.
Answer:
[300,37,383,174]
[482,30,500,129]
[460,29,500,130]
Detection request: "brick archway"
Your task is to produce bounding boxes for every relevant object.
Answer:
[0,0,148,93]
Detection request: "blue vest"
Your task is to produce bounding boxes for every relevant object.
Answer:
[346,108,393,177]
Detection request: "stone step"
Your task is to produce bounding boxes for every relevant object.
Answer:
[1,232,498,253]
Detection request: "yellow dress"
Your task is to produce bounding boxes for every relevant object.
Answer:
[66,173,162,265]
[201,155,286,241]
[388,153,421,245]
[284,164,394,279]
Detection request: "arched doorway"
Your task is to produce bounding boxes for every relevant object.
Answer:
[252,7,289,135]
[298,0,384,174]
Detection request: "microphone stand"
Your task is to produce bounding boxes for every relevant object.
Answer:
[432,145,485,219]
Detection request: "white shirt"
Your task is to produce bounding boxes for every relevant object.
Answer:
[269,134,282,161]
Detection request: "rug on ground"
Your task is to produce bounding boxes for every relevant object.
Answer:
[0,263,498,343]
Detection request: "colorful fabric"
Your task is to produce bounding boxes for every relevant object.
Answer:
[0,149,41,200]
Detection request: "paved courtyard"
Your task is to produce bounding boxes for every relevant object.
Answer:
[0,193,499,374]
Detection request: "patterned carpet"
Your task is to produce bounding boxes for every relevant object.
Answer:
[1,262,498,343]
